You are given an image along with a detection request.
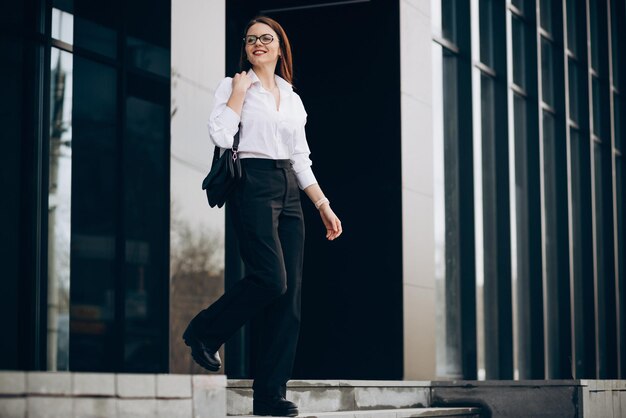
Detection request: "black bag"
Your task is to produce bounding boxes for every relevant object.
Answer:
[201,123,242,208]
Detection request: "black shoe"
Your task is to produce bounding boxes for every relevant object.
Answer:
[182,323,221,372]
[253,395,299,417]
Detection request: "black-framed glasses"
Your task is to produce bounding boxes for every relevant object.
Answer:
[243,34,275,45]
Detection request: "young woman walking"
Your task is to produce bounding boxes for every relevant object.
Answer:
[183,15,342,417]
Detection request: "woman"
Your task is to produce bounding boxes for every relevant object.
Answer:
[183,15,342,417]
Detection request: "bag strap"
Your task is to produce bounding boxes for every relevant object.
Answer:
[212,122,242,162]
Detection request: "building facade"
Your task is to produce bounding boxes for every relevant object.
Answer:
[2,0,625,382]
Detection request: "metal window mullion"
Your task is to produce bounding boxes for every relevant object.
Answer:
[606,0,622,379]
[469,0,486,381]
[562,0,578,380]
[585,0,602,379]
[535,0,551,380]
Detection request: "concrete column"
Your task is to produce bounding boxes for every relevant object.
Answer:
[400,0,436,379]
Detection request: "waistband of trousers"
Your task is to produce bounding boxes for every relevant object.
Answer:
[240,158,292,169]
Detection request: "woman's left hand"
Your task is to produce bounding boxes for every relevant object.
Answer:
[319,205,342,240]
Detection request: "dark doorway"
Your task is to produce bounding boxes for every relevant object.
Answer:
[225,0,403,379]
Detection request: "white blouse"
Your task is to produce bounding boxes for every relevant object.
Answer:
[207,68,317,190]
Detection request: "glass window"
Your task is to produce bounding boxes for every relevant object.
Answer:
[540,0,553,34]
[542,39,554,107]
[479,0,494,67]
[48,47,73,371]
[52,7,74,45]
[566,0,578,55]
[442,0,457,43]
[611,0,620,89]
[590,0,599,71]
[592,76,602,138]
[615,94,622,151]
[616,158,625,342]
[512,0,525,14]
[512,16,526,90]
[74,0,118,58]
[568,59,580,124]
[123,94,168,372]
[593,142,606,293]
[126,0,170,77]
[70,56,119,371]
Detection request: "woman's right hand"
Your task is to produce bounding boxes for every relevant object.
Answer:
[232,71,253,94]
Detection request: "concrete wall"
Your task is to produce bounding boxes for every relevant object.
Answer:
[400,0,436,379]
[170,0,227,374]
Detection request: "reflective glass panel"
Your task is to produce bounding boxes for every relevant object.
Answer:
[126,0,170,77]
[568,59,580,124]
[513,16,526,89]
[540,0,553,34]
[541,39,554,107]
[52,8,74,45]
[123,94,168,372]
[74,0,118,58]
[479,0,494,67]
[610,0,620,88]
[48,47,73,371]
[69,56,118,371]
[590,0,599,71]
[566,0,578,55]
[615,94,622,151]
[592,76,602,138]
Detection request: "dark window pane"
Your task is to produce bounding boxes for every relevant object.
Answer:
[570,128,583,279]
[442,0,457,42]
[512,0,525,14]
[593,143,607,324]
[617,158,626,355]
[126,0,170,77]
[480,0,494,67]
[611,0,620,89]
[542,39,554,107]
[615,94,622,151]
[70,56,119,371]
[75,16,117,58]
[540,0,553,34]
[513,16,526,89]
[75,0,119,58]
[566,0,578,55]
[590,0,599,71]
[592,76,602,138]
[569,59,580,124]
[123,95,168,372]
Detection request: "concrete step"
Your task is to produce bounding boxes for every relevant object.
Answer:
[230,407,482,418]
[226,380,480,416]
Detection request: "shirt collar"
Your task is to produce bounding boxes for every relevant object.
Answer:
[248,67,293,93]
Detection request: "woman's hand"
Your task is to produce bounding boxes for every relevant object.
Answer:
[319,204,342,240]
[232,71,253,94]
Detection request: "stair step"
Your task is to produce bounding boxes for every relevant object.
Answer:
[229,407,482,418]
[227,380,434,415]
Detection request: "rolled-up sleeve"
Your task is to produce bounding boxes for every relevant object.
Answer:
[291,94,318,190]
[207,77,241,148]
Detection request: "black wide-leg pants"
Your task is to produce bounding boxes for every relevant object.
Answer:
[189,158,304,398]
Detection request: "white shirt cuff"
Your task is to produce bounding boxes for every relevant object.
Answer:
[217,105,241,133]
[295,167,317,190]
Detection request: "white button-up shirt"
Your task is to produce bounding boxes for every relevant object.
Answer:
[207,68,317,190]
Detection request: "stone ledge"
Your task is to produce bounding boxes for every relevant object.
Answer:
[0,372,225,418]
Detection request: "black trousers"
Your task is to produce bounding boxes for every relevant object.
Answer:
[189,158,305,398]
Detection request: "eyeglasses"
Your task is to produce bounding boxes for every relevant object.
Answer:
[243,34,275,45]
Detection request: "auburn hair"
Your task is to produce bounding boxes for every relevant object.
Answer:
[239,15,296,88]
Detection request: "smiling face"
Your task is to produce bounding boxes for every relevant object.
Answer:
[245,22,281,67]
